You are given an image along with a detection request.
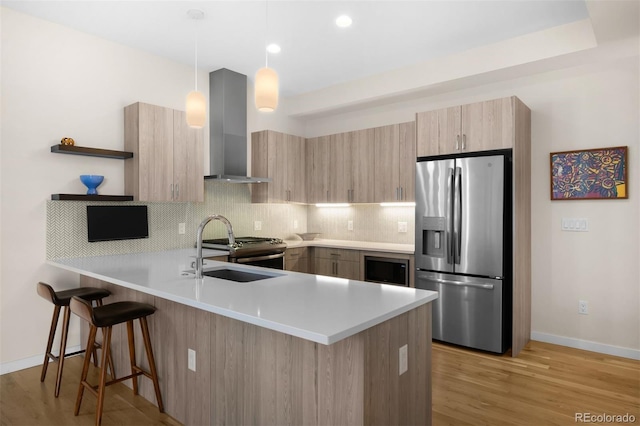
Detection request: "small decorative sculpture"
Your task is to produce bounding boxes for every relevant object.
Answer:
[61,137,75,146]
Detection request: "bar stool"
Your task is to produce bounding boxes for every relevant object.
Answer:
[37,282,112,397]
[70,296,164,426]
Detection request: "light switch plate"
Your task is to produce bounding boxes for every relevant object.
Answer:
[178,223,186,235]
[348,220,354,231]
[293,220,298,229]
[398,222,408,233]
[561,218,589,232]
[254,221,262,231]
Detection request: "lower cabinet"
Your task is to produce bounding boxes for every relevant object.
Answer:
[284,247,310,273]
[313,247,360,280]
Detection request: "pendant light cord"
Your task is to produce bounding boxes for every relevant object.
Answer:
[265,0,269,68]
[194,24,198,91]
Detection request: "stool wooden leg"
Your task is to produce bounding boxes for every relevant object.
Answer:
[54,306,71,397]
[41,305,61,382]
[95,326,112,426]
[140,316,164,413]
[75,325,97,416]
[126,320,138,395]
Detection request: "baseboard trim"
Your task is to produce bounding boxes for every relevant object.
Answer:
[0,345,82,375]
[531,332,640,360]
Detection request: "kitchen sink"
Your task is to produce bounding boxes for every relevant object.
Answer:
[202,268,280,283]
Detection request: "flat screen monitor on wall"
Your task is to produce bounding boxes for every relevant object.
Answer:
[87,205,149,242]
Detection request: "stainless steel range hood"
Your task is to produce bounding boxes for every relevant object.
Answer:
[204,68,270,183]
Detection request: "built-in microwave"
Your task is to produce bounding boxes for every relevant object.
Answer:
[364,256,410,287]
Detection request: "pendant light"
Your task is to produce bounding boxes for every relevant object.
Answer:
[255,1,279,112]
[186,9,206,128]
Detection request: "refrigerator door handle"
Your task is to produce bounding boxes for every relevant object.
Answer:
[416,274,494,290]
[447,168,455,265]
[453,167,462,264]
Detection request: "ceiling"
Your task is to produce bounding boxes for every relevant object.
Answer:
[2,1,591,98]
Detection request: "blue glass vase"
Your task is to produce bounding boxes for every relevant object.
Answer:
[80,175,104,195]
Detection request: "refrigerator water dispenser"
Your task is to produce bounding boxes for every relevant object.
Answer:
[421,216,446,258]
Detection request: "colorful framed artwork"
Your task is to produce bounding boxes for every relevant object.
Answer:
[550,146,628,200]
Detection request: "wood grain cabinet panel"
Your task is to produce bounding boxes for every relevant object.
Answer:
[314,248,361,280]
[125,102,203,202]
[416,98,514,156]
[329,132,352,203]
[350,129,375,203]
[251,130,306,204]
[374,122,416,202]
[306,136,331,204]
[285,247,309,273]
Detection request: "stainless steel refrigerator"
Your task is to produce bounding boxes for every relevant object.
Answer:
[415,150,512,353]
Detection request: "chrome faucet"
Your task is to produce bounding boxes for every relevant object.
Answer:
[195,214,235,279]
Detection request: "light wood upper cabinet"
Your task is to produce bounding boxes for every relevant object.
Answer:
[251,130,306,203]
[306,136,330,203]
[417,97,514,156]
[328,132,351,203]
[374,122,416,202]
[399,121,416,202]
[173,110,204,202]
[350,129,375,203]
[125,102,203,202]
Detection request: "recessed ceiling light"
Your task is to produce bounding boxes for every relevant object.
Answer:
[266,43,281,54]
[335,15,352,28]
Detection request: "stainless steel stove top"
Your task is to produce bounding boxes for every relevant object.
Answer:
[201,236,285,258]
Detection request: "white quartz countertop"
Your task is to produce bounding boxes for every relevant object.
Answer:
[48,249,436,345]
[284,239,415,254]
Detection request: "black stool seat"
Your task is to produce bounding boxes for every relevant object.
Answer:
[37,282,112,398]
[90,302,156,327]
[39,286,111,307]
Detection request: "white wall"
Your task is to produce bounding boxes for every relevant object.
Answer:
[301,57,640,354]
[0,8,207,366]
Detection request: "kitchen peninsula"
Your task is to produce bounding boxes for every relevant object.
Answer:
[48,249,438,426]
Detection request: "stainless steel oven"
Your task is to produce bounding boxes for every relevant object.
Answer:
[364,256,409,286]
[233,252,284,269]
[201,236,286,270]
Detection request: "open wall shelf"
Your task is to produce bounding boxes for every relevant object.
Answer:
[51,194,134,201]
[51,144,133,159]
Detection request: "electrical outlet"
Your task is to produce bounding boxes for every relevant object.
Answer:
[178,223,186,235]
[578,300,588,315]
[348,220,354,231]
[398,222,408,233]
[254,221,262,231]
[293,220,299,229]
[188,348,196,371]
[399,344,408,375]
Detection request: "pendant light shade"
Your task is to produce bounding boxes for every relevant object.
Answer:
[255,67,279,112]
[186,9,205,128]
[186,90,206,128]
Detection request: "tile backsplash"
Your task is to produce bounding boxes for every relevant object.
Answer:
[47,182,414,259]
[307,205,415,244]
[47,182,307,259]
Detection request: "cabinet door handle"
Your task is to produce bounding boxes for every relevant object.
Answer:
[170,183,174,200]
[462,134,466,150]
[400,187,404,200]
[326,190,329,202]
[395,187,399,200]
[456,135,460,150]
[176,183,179,199]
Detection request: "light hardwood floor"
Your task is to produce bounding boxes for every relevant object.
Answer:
[0,355,179,426]
[1,341,638,425]
[432,341,640,426]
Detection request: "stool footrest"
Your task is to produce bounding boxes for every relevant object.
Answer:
[80,369,150,396]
